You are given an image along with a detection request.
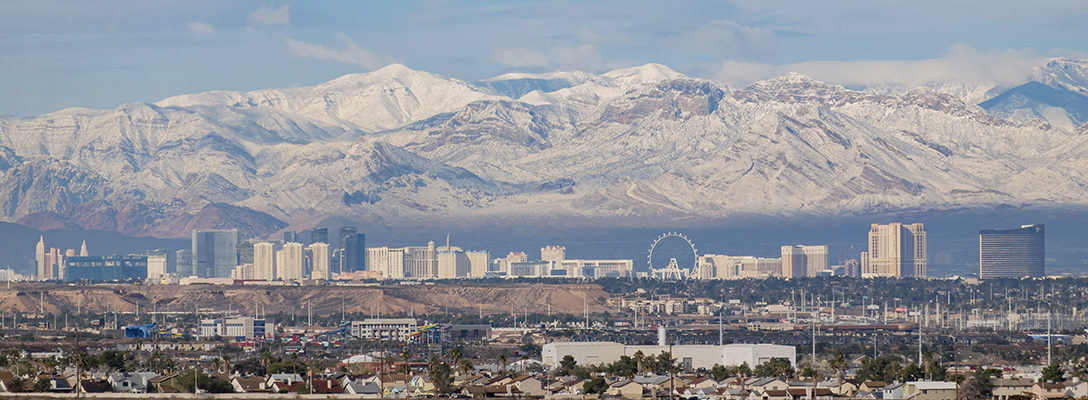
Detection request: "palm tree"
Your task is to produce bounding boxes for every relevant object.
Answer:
[400,349,412,375]
[447,347,462,370]
[498,353,508,374]
[829,352,846,395]
[458,359,474,376]
[633,351,646,373]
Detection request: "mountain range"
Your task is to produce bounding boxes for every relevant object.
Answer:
[2,59,1088,239]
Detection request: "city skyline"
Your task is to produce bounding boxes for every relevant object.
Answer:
[18,219,1060,282]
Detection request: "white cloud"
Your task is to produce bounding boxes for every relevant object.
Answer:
[669,19,778,62]
[714,44,1044,89]
[492,44,629,72]
[248,5,289,27]
[186,21,214,35]
[284,33,397,70]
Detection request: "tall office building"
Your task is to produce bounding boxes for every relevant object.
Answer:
[979,224,1044,279]
[865,223,927,278]
[253,242,276,281]
[308,242,330,280]
[283,231,297,243]
[191,229,239,278]
[176,249,193,277]
[339,227,365,273]
[277,242,304,281]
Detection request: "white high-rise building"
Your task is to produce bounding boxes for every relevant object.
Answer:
[277,242,304,281]
[147,254,168,280]
[541,245,566,263]
[467,250,490,278]
[367,247,407,279]
[253,242,276,281]
[404,241,438,278]
[79,240,88,257]
[437,248,471,279]
[866,223,927,278]
[780,245,829,278]
[494,251,528,275]
[308,242,330,280]
[35,236,46,281]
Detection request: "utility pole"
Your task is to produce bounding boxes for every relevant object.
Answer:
[918,308,923,366]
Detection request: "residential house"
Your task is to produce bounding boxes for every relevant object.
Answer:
[859,381,887,393]
[231,376,271,393]
[1032,382,1068,400]
[991,378,1033,400]
[78,379,114,393]
[345,381,382,395]
[608,379,645,399]
[108,372,158,393]
[903,381,957,400]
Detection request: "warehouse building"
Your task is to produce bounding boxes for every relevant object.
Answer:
[541,342,795,370]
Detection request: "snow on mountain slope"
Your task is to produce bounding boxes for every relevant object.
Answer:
[602,63,687,89]
[478,70,607,98]
[979,81,1088,131]
[1,62,1087,238]
[1033,58,1088,97]
[158,64,503,132]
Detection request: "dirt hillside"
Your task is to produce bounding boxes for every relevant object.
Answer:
[0,282,611,316]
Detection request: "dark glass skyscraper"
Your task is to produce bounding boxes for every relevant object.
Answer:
[979,224,1044,279]
[311,228,328,245]
[192,229,240,278]
[339,227,365,273]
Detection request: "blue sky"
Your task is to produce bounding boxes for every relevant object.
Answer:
[2,0,1087,116]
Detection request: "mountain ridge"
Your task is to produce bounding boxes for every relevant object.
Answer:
[1,61,1087,239]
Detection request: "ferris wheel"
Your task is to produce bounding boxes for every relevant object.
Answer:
[648,232,698,280]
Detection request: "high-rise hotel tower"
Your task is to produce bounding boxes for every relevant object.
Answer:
[979,224,1044,279]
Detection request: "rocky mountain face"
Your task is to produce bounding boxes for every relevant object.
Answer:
[1,61,1087,239]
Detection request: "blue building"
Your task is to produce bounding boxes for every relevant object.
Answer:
[124,323,156,338]
[64,256,148,281]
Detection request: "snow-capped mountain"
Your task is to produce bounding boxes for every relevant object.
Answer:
[1,61,1086,238]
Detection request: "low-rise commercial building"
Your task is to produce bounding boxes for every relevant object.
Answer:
[350,318,418,341]
[541,342,795,371]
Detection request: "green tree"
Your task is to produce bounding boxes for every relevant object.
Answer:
[557,355,578,376]
[754,358,794,379]
[6,377,27,392]
[901,364,923,382]
[429,361,453,394]
[458,359,474,376]
[856,357,901,383]
[400,349,412,375]
[1040,362,1063,383]
[33,378,51,392]
[737,362,751,378]
[584,377,608,394]
[710,364,730,381]
[652,351,676,375]
[961,368,1002,400]
[633,350,646,373]
[100,351,126,372]
[447,347,462,369]
[829,351,847,394]
[172,369,234,393]
[498,353,508,374]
